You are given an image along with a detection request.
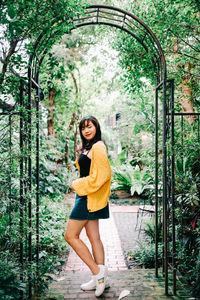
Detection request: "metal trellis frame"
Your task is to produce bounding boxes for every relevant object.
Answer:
[1,4,198,298]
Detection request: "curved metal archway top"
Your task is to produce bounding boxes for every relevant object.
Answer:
[30,5,167,86]
[73,5,166,83]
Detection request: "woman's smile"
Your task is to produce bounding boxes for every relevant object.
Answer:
[82,121,96,141]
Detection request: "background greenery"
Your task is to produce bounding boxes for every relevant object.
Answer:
[0,0,199,298]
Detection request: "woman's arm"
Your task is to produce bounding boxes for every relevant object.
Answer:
[72,143,111,196]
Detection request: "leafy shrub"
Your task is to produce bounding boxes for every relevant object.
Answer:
[109,193,119,200]
[112,164,153,196]
[176,237,200,297]
[33,141,78,197]
[0,252,25,299]
[0,194,69,299]
[132,242,162,268]
[171,133,200,297]
[143,216,163,243]
[35,197,68,256]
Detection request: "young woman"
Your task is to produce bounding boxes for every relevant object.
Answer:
[64,116,111,297]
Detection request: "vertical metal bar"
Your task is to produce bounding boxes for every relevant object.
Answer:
[9,114,12,229]
[36,78,40,274]
[34,59,38,82]
[198,115,200,143]
[181,115,184,239]
[162,78,168,295]
[28,66,32,298]
[20,79,24,266]
[155,86,159,278]
[161,85,165,277]
[97,7,99,23]
[24,110,28,258]
[170,79,176,295]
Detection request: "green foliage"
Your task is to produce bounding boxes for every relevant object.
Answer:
[0,194,69,299]
[171,121,200,296]
[37,137,78,196]
[131,215,163,269]
[1,0,200,297]
[111,0,200,102]
[112,163,153,196]
[0,110,72,298]
[111,150,127,166]
[0,0,86,104]
[132,242,163,268]
[0,252,26,299]
[143,217,163,243]
[176,236,200,297]
[35,196,68,256]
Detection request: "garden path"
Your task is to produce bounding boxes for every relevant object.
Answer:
[46,193,190,300]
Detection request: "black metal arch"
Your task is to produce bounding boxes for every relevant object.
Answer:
[2,3,200,300]
[73,5,166,82]
[1,4,179,299]
[29,5,167,86]
[26,4,173,296]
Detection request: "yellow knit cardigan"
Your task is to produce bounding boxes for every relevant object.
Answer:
[72,141,111,212]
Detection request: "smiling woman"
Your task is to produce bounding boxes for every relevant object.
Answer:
[78,116,102,150]
[81,120,96,141]
[64,115,111,297]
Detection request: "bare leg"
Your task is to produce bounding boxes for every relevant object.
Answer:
[85,220,105,265]
[64,219,99,275]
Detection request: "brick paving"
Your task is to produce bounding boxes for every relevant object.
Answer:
[47,269,190,300]
[65,204,127,272]
[112,206,154,256]
[45,194,191,300]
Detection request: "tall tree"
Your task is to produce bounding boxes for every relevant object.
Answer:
[111,0,200,119]
[0,0,85,109]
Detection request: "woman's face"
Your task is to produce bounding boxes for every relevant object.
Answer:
[81,120,96,141]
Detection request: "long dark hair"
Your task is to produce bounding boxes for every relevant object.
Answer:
[79,116,102,151]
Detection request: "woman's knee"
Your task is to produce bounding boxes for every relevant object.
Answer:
[65,219,87,244]
[64,231,76,244]
[64,231,69,243]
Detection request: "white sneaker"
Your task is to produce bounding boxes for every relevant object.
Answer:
[95,265,108,297]
[81,275,110,291]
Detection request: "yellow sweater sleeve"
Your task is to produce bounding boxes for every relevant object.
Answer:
[72,143,111,196]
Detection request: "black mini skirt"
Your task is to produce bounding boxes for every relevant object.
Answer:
[69,193,109,220]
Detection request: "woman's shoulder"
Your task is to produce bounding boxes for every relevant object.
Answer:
[92,141,106,149]
[91,141,107,156]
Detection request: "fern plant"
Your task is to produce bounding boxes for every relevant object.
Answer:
[112,164,153,196]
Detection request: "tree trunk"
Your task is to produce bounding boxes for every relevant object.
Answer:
[68,112,77,130]
[0,39,18,85]
[64,137,69,165]
[47,88,56,137]
[67,112,77,161]
[70,71,78,95]
[180,77,195,123]
[171,39,195,123]
[74,125,78,160]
